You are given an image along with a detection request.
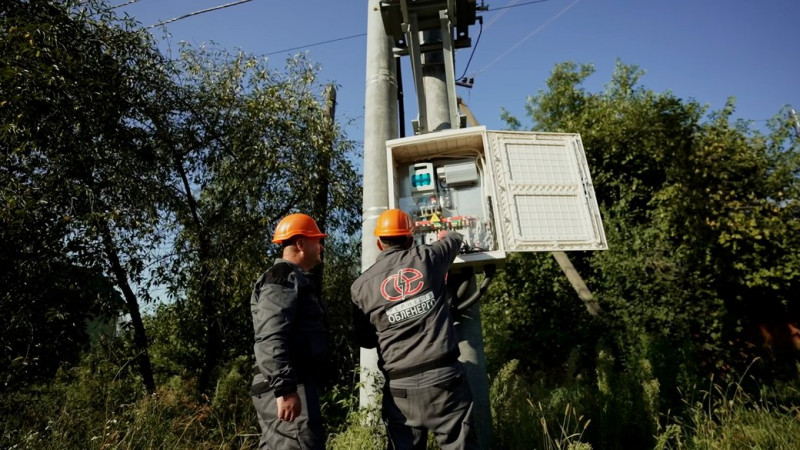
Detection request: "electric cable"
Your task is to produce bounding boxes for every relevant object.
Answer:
[263,0,552,62]
[111,0,143,9]
[489,0,553,12]
[134,0,561,72]
[457,17,483,81]
[459,0,558,84]
[484,0,519,28]
[149,0,255,28]
[266,33,366,56]
[475,0,580,75]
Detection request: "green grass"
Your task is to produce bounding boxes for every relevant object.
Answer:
[4,358,799,449]
[677,379,800,449]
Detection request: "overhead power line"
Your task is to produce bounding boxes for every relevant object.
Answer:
[488,0,554,12]
[484,0,521,29]
[111,0,143,9]
[262,0,552,56]
[149,0,255,28]
[266,33,367,56]
[475,0,580,75]
[137,0,558,66]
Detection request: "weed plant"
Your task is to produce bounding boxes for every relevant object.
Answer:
[490,359,592,449]
[4,353,799,449]
[674,363,800,449]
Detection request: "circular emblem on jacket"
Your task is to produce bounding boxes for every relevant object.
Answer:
[380,268,425,301]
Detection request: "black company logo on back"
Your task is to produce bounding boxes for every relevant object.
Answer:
[381,268,437,324]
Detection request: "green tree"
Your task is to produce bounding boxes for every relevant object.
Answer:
[148,46,361,393]
[1,0,180,393]
[487,60,799,448]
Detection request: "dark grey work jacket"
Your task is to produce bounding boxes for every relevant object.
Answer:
[351,232,463,379]
[251,258,328,397]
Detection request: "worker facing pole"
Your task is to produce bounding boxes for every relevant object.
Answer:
[418,27,493,450]
[362,5,608,448]
[362,1,491,447]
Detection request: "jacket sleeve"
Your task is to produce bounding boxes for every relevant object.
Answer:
[352,303,378,349]
[252,264,299,397]
[431,231,464,265]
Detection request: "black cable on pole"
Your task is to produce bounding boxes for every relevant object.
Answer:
[454,265,496,312]
[396,56,406,138]
[457,16,483,81]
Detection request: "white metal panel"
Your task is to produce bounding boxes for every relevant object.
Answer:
[486,131,607,251]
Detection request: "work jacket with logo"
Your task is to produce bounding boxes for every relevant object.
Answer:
[351,232,463,379]
[251,258,328,397]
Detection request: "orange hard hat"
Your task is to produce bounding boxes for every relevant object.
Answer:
[374,209,414,237]
[272,213,327,244]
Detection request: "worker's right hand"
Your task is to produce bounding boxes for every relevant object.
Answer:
[277,392,301,422]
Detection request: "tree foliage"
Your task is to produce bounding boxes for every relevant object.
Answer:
[148,45,361,392]
[1,0,178,391]
[1,0,362,398]
[485,60,800,446]
[5,0,798,447]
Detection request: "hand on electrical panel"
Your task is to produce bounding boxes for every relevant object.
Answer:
[438,230,469,253]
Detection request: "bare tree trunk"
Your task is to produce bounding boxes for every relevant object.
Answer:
[100,223,156,394]
[197,238,218,395]
[173,154,220,395]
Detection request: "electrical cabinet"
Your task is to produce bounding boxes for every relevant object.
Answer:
[386,126,607,268]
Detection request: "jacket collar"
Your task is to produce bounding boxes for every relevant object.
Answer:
[274,258,301,271]
[376,246,408,262]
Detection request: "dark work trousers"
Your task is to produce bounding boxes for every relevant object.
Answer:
[251,380,325,450]
[383,364,479,450]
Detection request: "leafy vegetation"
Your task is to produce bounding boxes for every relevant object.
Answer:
[2,1,799,449]
[483,60,800,448]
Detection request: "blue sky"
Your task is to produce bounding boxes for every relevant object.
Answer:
[122,0,799,143]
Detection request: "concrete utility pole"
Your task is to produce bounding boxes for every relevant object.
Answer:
[363,2,490,447]
[359,0,398,408]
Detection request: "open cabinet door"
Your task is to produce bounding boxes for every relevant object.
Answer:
[486,131,607,252]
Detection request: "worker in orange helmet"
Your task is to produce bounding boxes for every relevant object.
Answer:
[351,209,478,450]
[250,213,328,449]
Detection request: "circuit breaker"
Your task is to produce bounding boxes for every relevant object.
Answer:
[386,126,607,268]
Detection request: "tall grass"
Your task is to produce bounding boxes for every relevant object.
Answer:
[485,357,800,449]
[490,359,593,449]
[2,357,261,449]
[4,356,799,449]
[674,363,800,449]
[327,406,386,450]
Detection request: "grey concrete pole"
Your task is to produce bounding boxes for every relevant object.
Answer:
[420,42,451,132]
[454,277,492,450]
[360,0,398,409]
[421,31,492,449]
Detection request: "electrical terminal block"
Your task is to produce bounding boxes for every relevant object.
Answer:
[413,214,487,252]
